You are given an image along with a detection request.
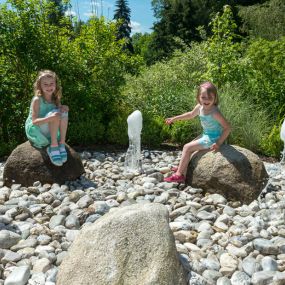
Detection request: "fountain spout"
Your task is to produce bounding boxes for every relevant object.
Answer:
[124,110,143,173]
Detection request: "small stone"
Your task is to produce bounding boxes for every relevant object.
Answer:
[32,258,52,273]
[251,271,275,285]
[0,230,21,249]
[261,256,278,271]
[230,271,251,285]
[4,266,30,285]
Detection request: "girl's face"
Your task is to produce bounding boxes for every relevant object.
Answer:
[40,76,56,97]
[199,88,216,110]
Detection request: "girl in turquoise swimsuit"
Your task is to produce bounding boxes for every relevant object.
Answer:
[25,70,69,166]
[164,82,231,183]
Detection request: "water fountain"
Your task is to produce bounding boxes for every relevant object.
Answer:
[124,110,143,173]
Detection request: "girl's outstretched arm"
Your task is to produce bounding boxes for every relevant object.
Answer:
[165,104,200,125]
[211,111,231,151]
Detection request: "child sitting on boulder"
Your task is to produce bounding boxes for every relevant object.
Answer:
[164,81,231,183]
[25,70,69,166]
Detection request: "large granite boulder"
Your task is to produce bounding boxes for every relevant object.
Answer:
[57,203,187,285]
[186,145,268,204]
[3,141,84,187]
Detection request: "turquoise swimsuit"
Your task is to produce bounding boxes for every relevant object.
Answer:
[197,106,223,148]
[25,96,62,148]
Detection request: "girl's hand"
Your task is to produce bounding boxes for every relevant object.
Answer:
[60,105,69,112]
[165,117,175,125]
[210,143,220,152]
[41,112,60,124]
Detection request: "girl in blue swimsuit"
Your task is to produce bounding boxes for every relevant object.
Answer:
[164,82,231,183]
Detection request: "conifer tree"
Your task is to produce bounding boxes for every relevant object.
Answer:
[113,0,134,53]
[48,0,67,26]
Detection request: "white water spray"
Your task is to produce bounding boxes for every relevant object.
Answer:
[124,110,143,173]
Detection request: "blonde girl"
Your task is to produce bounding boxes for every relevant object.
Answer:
[164,82,231,183]
[25,70,69,166]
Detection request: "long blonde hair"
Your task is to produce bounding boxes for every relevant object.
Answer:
[34,70,62,105]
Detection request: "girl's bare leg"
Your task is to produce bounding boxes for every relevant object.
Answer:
[48,115,60,146]
[59,117,68,145]
[176,140,205,176]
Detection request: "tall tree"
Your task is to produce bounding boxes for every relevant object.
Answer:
[113,0,134,53]
[149,0,232,62]
[48,0,68,26]
[148,0,267,63]
[132,32,154,65]
[238,0,285,40]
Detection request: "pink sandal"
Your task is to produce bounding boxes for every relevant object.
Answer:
[164,174,185,183]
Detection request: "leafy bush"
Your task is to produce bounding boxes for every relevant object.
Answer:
[106,113,129,146]
[141,115,169,147]
[260,105,285,157]
[240,37,285,115]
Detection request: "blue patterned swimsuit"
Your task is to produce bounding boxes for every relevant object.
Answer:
[197,106,223,148]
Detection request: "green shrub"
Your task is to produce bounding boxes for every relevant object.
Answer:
[106,113,129,145]
[260,105,285,157]
[168,120,201,144]
[261,123,284,158]
[240,37,285,115]
[141,115,169,147]
[68,114,105,145]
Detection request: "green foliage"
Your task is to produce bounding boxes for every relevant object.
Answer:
[47,0,69,26]
[123,42,208,119]
[148,0,267,63]
[106,111,129,145]
[261,121,284,157]
[141,115,169,147]
[206,5,242,87]
[260,105,285,156]
[169,120,201,144]
[132,32,154,65]
[238,0,285,40]
[240,37,285,114]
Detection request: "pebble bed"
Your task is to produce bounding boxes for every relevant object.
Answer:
[0,150,285,285]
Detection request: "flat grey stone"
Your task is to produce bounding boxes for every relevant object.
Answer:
[4,266,30,285]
